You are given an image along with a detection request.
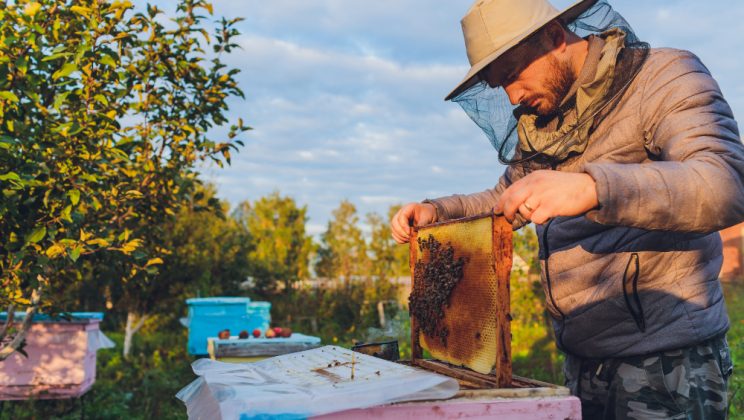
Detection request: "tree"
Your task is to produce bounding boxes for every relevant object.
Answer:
[316,200,369,287]
[366,204,410,281]
[237,191,313,295]
[160,184,252,303]
[0,0,248,359]
[119,184,252,355]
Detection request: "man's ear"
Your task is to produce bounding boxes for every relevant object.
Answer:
[544,20,567,53]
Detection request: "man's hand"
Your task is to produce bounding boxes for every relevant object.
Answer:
[496,170,599,224]
[391,203,437,244]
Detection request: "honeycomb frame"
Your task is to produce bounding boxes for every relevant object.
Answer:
[409,212,512,387]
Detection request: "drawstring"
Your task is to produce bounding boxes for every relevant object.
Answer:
[542,218,570,352]
[542,219,564,319]
[622,253,645,332]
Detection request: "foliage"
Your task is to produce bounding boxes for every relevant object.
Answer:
[96,0,247,320]
[269,281,399,346]
[235,191,313,295]
[510,225,563,383]
[0,0,247,357]
[315,200,369,285]
[267,203,408,349]
[366,205,410,281]
[132,184,252,327]
[724,281,744,417]
[0,0,146,343]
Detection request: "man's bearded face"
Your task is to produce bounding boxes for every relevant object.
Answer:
[533,54,576,115]
[481,46,577,116]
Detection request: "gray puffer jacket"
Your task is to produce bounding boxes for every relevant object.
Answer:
[428,48,744,359]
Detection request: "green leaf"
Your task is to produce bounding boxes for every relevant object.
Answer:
[0,172,20,182]
[42,52,72,62]
[52,63,77,81]
[99,55,116,68]
[15,57,28,74]
[93,94,108,106]
[53,92,71,110]
[69,247,81,262]
[68,190,80,205]
[25,226,46,244]
[0,91,19,102]
[61,205,72,223]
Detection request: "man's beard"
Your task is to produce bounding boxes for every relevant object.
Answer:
[533,55,576,116]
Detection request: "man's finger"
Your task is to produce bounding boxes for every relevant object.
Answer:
[397,209,412,230]
[530,207,551,225]
[518,203,534,220]
[397,210,413,236]
[391,224,408,243]
[391,225,407,243]
[501,185,533,221]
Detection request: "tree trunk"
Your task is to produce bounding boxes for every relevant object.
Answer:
[123,312,148,359]
[0,287,42,361]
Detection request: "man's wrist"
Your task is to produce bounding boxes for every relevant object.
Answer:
[421,200,440,222]
[582,172,600,210]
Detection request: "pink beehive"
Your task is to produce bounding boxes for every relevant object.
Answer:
[0,312,113,400]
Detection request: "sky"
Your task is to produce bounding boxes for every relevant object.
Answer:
[189,0,744,236]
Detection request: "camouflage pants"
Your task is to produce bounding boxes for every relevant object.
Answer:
[564,335,733,419]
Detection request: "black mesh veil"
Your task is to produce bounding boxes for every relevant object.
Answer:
[450,1,649,165]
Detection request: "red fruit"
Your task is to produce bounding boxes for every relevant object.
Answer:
[239,330,249,339]
[273,327,283,335]
[280,328,292,338]
[218,329,230,340]
[252,328,261,338]
[265,329,276,338]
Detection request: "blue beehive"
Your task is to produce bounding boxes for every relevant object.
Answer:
[186,297,251,355]
[246,302,272,333]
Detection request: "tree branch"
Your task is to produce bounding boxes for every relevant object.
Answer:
[0,304,15,342]
[132,313,148,334]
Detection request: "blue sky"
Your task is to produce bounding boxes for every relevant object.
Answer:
[193,0,744,236]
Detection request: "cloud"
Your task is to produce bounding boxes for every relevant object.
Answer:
[196,0,744,238]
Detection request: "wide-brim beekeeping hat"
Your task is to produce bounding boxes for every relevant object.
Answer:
[445,0,597,101]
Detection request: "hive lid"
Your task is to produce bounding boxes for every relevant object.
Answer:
[186,297,251,306]
[0,312,104,323]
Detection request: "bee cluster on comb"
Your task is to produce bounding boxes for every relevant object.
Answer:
[409,235,467,346]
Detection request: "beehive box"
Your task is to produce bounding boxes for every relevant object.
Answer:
[409,212,512,387]
[186,297,267,355]
[0,312,113,400]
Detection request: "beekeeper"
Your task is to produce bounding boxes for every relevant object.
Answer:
[390,0,741,418]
